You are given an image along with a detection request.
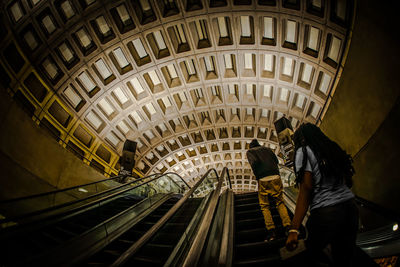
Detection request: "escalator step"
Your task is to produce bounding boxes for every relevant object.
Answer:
[151,231,182,245]
[100,209,120,217]
[233,194,301,267]
[236,217,265,230]
[145,214,163,223]
[129,255,163,266]
[80,197,180,266]
[235,208,279,221]
[113,204,135,209]
[85,263,108,267]
[36,231,64,245]
[236,214,281,230]
[135,243,173,259]
[235,192,258,197]
[167,215,195,224]
[234,238,286,261]
[83,239,134,265]
[236,225,288,243]
[51,226,78,239]
[103,250,120,256]
[162,222,187,233]
[117,239,135,244]
[234,254,281,266]
[133,221,156,231]
[236,228,267,244]
[235,209,263,219]
[79,218,103,228]
[86,250,118,265]
[235,196,259,204]
[234,196,258,204]
[106,238,134,251]
[235,202,260,211]
[62,221,90,233]
[123,229,146,240]
[153,208,172,214]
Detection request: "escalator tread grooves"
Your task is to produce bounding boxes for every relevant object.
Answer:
[81,198,180,265]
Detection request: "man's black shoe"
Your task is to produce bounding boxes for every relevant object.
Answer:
[265,229,277,242]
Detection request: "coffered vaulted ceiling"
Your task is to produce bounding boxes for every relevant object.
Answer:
[0,0,352,192]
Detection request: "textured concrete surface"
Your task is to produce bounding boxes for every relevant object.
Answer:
[0,89,106,200]
[321,0,400,213]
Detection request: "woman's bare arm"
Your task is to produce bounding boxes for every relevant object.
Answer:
[286,171,313,250]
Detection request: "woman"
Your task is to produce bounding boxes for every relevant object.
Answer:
[285,123,358,267]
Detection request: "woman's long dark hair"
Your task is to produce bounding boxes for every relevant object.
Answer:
[292,123,355,187]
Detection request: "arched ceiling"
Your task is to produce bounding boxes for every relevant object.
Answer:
[1,0,352,192]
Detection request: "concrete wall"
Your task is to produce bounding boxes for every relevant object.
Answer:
[320,0,400,212]
[0,87,106,201]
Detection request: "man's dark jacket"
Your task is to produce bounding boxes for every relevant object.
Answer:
[246,146,280,180]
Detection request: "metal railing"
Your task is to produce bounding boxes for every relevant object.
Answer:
[111,168,220,266]
[0,174,126,205]
[188,167,234,267]
[0,172,189,227]
[181,167,229,266]
[0,171,191,266]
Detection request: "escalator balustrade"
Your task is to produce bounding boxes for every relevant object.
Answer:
[0,194,145,265]
[124,197,204,265]
[0,173,189,266]
[82,196,181,266]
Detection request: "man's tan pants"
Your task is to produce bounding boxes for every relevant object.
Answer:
[258,175,291,230]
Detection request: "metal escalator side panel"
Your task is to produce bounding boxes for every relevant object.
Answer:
[110,168,219,266]
[218,189,234,267]
[10,193,173,266]
[0,172,187,266]
[0,173,162,227]
[163,194,212,266]
[180,167,228,267]
[196,189,234,267]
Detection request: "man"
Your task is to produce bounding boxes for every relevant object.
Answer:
[246,139,291,241]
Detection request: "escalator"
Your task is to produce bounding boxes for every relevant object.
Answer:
[107,168,223,266]
[233,192,306,266]
[124,197,203,265]
[0,173,167,227]
[232,191,380,266]
[0,174,132,222]
[82,196,181,266]
[1,165,390,267]
[0,172,189,266]
[0,194,146,265]
[200,174,381,267]
[0,167,224,266]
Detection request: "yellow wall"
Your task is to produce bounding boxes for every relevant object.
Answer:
[320,0,400,212]
[0,87,106,200]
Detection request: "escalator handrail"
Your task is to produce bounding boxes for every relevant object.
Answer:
[182,167,228,266]
[218,189,234,266]
[166,171,191,189]
[283,186,298,204]
[0,173,159,225]
[0,174,128,204]
[284,186,400,225]
[111,168,219,266]
[0,172,189,226]
[225,168,232,189]
[0,172,187,239]
[29,193,176,267]
[355,195,400,224]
